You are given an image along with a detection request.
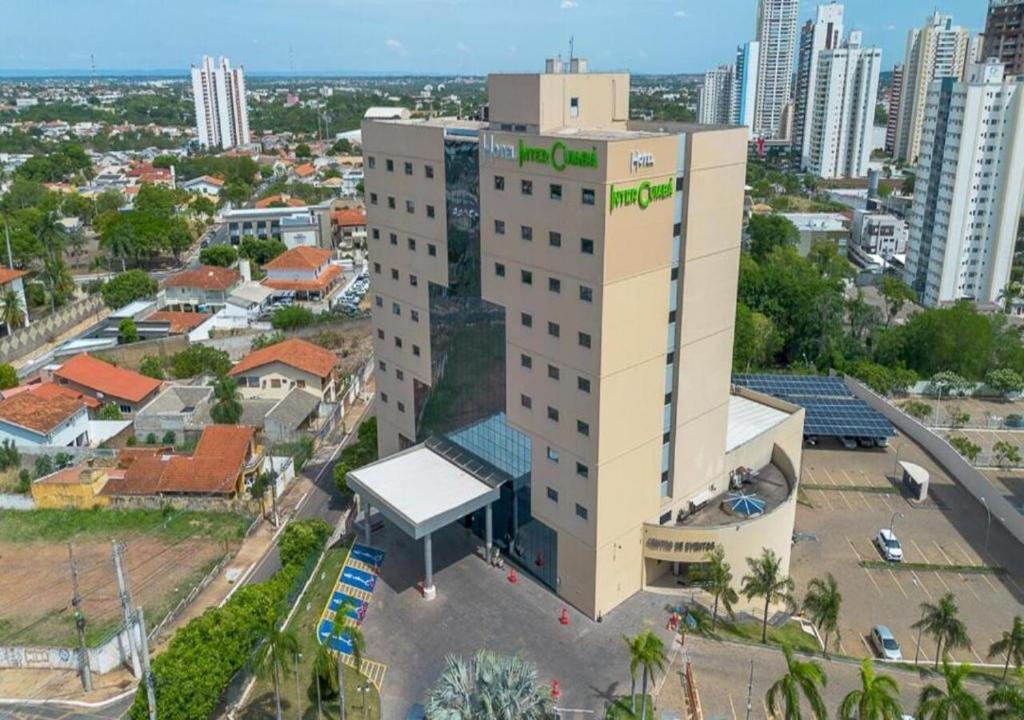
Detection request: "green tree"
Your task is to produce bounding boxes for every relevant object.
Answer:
[138,355,164,380]
[706,547,739,630]
[294,143,312,158]
[901,399,931,421]
[987,680,1024,720]
[993,441,1022,469]
[733,303,781,371]
[0,363,17,390]
[190,194,216,218]
[277,518,330,567]
[0,288,26,332]
[169,344,231,378]
[34,454,53,478]
[879,276,915,326]
[251,331,286,351]
[210,375,242,424]
[947,436,982,463]
[221,180,252,206]
[95,188,125,215]
[986,368,1024,399]
[199,244,238,267]
[803,573,842,654]
[901,173,916,195]
[101,270,157,309]
[161,430,176,445]
[837,658,902,720]
[931,371,972,398]
[748,214,799,262]
[988,616,1024,682]
[917,660,983,720]
[913,593,972,670]
[742,548,797,643]
[947,405,970,430]
[425,650,553,720]
[239,236,287,264]
[98,403,123,420]
[765,644,828,720]
[253,622,299,720]
[271,305,316,331]
[634,629,668,719]
[118,317,139,344]
[623,633,643,714]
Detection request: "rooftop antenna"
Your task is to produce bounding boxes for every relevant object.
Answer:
[568,36,575,68]
[90,53,96,79]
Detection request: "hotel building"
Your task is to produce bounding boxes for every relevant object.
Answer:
[191,55,251,149]
[354,60,804,619]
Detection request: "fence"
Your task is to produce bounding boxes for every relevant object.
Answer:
[684,659,703,720]
[846,377,1024,546]
[4,295,105,367]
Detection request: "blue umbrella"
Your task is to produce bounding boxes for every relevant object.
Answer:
[724,491,766,517]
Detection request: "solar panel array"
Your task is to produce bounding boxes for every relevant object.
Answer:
[732,374,895,439]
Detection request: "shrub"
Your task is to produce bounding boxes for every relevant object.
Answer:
[948,435,981,462]
[0,439,21,471]
[162,430,176,445]
[118,318,139,344]
[101,270,157,310]
[98,403,123,421]
[198,244,238,267]
[170,345,231,379]
[900,399,931,422]
[138,355,164,380]
[251,331,285,351]
[333,418,378,496]
[278,518,331,568]
[145,432,158,445]
[17,468,31,493]
[34,455,53,478]
[126,435,137,447]
[270,305,316,331]
[0,363,18,390]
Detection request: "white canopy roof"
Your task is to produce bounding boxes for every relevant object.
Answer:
[726,394,790,453]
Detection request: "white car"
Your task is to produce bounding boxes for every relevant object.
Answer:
[875,528,904,562]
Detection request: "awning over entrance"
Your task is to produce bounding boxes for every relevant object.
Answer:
[347,444,501,540]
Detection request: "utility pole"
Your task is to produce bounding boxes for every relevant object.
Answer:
[136,608,157,720]
[68,543,93,692]
[112,540,142,677]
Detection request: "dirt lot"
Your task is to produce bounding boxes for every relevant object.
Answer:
[901,395,1024,429]
[791,437,1024,668]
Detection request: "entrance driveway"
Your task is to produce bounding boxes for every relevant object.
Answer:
[359,520,675,718]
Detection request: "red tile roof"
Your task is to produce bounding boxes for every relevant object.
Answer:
[228,337,337,379]
[0,392,83,434]
[54,354,162,403]
[196,175,225,186]
[146,311,212,334]
[294,163,316,177]
[0,268,28,286]
[255,194,306,209]
[263,264,342,292]
[30,381,102,410]
[263,246,331,271]
[331,209,366,227]
[164,266,240,291]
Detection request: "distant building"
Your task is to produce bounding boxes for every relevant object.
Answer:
[754,0,801,140]
[0,393,89,448]
[191,55,251,149]
[228,337,339,402]
[697,43,759,138]
[779,213,849,256]
[224,205,331,249]
[53,353,162,418]
[330,208,367,248]
[162,265,241,312]
[262,246,344,304]
[885,64,904,155]
[794,3,845,164]
[904,61,1024,308]
[180,175,224,196]
[732,42,760,138]
[697,65,735,125]
[852,209,908,258]
[983,1,1024,76]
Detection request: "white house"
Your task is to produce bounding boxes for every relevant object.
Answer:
[0,393,89,447]
[181,175,225,196]
[228,337,338,402]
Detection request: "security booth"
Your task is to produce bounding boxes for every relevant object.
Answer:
[900,461,929,502]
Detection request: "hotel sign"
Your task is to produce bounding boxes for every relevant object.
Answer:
[481,134,598,172]
[643,527,720,562]
[630,150,655,173]
[609,177,674,212]
[644,538,716,555]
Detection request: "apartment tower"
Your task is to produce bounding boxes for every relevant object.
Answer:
[983,1,1024,77]
[885,64,904,155]
[698,42,760,139]
[754,0,801,140]
[794,3,845,166]
[191,55,251,149]
[698,65,736,125]
[903,60,1024,308]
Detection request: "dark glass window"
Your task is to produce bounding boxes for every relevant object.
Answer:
[581,238,594,254]
[577,376,591,393]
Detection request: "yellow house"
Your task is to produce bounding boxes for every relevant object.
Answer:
[31,463,115,509]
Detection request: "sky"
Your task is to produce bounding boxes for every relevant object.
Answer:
[0,0,988,76]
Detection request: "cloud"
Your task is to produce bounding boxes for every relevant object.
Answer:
[455,41,471,54]
[560,0,578,8]
[883,23,896,31]
[673,9,688,18]
[385,38,405,54]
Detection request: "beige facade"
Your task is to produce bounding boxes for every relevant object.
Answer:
[362,62,802,619]
[234,361,336,402]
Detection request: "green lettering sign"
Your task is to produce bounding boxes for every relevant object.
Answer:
[517,139,598,171]
[609,178,675,212]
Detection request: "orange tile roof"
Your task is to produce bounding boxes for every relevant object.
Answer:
[228,337,337,379]
[30,381,101,410]
[263,264,342,292]
[146,311,212,334]
[164,265,240,291]
[0,268,28,285]
[0,393,83,434]
[54,354,162,403]
[294,163,316,177]
[263,246,331,271]
[330,209,366,227]
[197,175,225,186]
[255,194,306,209]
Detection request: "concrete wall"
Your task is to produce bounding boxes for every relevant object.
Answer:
[92,334,188,370]
[847,377,1024,546]
[3,296,105,368]
[0,619,143,675]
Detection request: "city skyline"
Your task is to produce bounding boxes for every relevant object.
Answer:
[0,0,986,76]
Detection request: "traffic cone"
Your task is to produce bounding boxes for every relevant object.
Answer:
[551,679,561,702]
[559,607,570,625]
[507,566,518,583]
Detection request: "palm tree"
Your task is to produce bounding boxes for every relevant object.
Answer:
[254,623,299,720]
[424,649,553,720]
[210,374,243,424]
[636,630,668,720]
[706,547,739,631]
[988,615,1024,682]
[765,644,828,720]
[912,593,972,669]
[741,548,796,643]
[838,658,902,720]
[803,573,842,654]
[0,288,25,333]
[987,678,1024,720]
[917,660,984,720]
[312,639,337,719]
[623,632,643,714]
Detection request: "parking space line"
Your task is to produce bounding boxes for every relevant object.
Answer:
[931,541,983,600]
[910,539,932,565]
[950,539,977,566]
[860,634,875,658]
[823,468,856,510]
[849,538,885,596]
[840,468,875,510]
[729,694,738,720]
[910,570,933,600]
[888,569,909,598]
[971,646,985,664]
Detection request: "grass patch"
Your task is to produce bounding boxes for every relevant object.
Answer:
[796,487,814,508]
[713,617,821,653]
[606,695,655,719]
[241,543,381,720]
[801,483,900,494]
[0,507,251,543]
[859,560,1005,575]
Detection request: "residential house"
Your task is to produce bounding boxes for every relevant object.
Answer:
[0,268,30,336]
[181,175,224,196]
[31,463,119,509]
[330,208,367,248]
[292,163,316,183]
[2,380,102,413]
[262,246,343,303]
[53,353,162,417]
[254,194,305,209]
[144,310,213,336]
[0,393,89,447]
[162,265,241,311]
[229,337,338,402]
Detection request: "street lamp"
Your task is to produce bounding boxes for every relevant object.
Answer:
[891,442,904,483]
[295,652,303,720]
[889,511,904,535]
[914,599,926,666]
[981,497,992,556]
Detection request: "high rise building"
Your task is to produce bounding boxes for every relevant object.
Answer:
[794,3,845,165]
[892,13,970,163]
[191,55,251,149]
[754,0,801,140]
[732,41,761,138]
[697,65,735,125]
[885,64,904,155]
[983,1,1024,76]
[804,32,882,179]
[356,60,804,618]
[903,61,1024,308]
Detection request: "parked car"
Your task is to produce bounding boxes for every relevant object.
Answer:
[840,436,858,450]
[871,625,903,661]
[875,528,904,562]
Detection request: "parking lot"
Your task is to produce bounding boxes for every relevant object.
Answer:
[791,436,1024,668]
[906,395,1024,429]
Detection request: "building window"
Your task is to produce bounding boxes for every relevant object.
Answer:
[521,269,533,285]
[412,344,421,357]
[381,392,388,403]
[394,336,403,349]
[404,161,413,175]
[547,406,560,422]
[547,364,560,380]
[578,332,591,349]
[548,321,560,338]
[570,96,579,118]
[521,179,533,195]
[550,184,562,200]
[368,156,376,169]
[495,219,506,235]
[673,222,682,236]
[676,176,684,191]
[579,285,593,302]
[375,295,383,307]
[388,196,396,209]
[495,262,506,277]
[372,228,380,240]
[390,232,397,245]
[396,368,404,380]
[521,225,533,241]
[428,243,437,256]
[577,420,590,437]
[392,302,400,316]
[521,353,532,369]
[370,193,378,205]
[408,238,416,251]
[119,404,132,414]
[378,360,386,372]
[494,175,505,191]
[373,262,381,273]
[576,462,589,478]
[547,487,559,502]
[665,392,673,405]
[575,504,588,520]
[577,376,591,393]
[581,188,595,205]
[410,309,419,322]
[377,328,384,339]
[391,268,399,280]
[548,277,561,293]
[406,200,415,214]
[271,379,282,388]
[426,205,435,218]
[581,238,594,254]
[397,401,406,412]
[425,164,434,178]
[548,231,562,248]
[386,159,394,172]
[410,275,418,287]
[521,312,533,327]
[521,394,532,409]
